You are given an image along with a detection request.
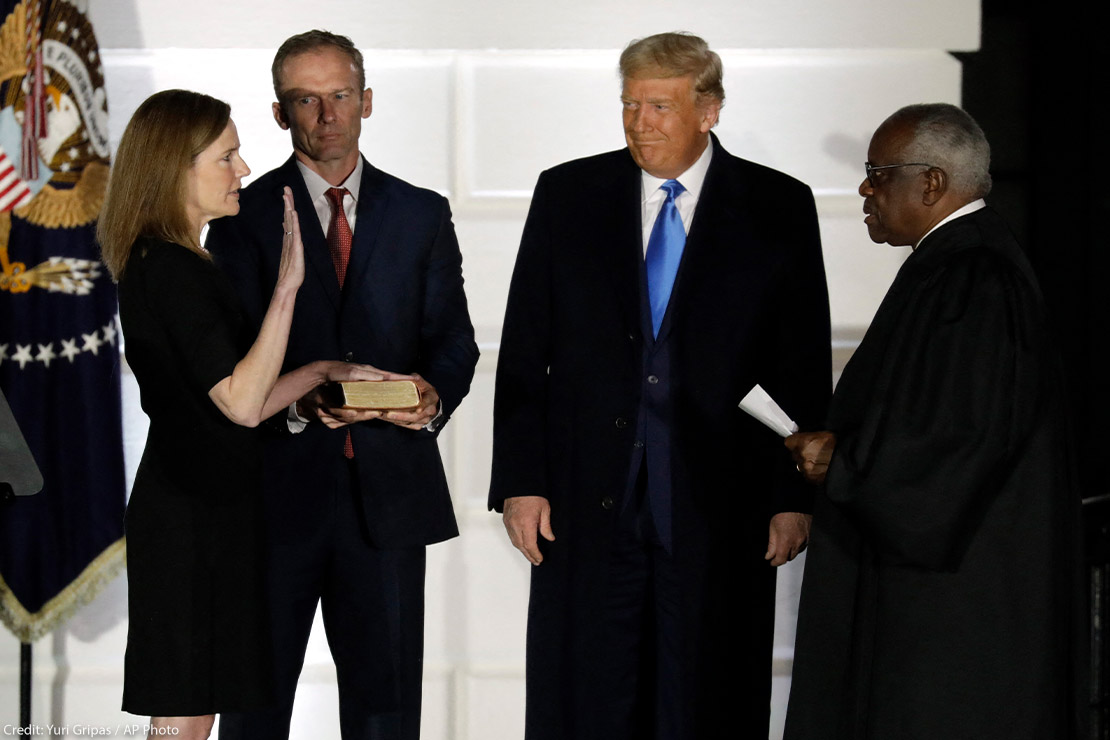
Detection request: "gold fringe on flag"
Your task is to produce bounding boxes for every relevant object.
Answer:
[0,537,125,642]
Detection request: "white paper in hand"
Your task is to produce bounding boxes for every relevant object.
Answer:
[738,385,798,438]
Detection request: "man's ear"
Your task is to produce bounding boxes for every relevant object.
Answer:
[698,100,721,133]
[361,88,373,119]
[921,167,947,206]
[272,101,290,131]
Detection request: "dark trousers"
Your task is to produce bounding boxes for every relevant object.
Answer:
[596,472,685,740]
[219,460,426,740]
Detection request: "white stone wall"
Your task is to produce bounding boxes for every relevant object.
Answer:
[0,1,979,737]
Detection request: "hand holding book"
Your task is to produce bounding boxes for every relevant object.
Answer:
[298,369,442,432]
[321,380,422,410]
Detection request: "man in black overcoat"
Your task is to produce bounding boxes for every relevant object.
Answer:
[207,31,478,740]
[783,103,1086,739]
[489,32,832,739]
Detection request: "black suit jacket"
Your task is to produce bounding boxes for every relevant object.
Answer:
[208,156,478,547]
[488,135,832,737]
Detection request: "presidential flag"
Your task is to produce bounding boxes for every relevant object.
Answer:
[0,0,124,642]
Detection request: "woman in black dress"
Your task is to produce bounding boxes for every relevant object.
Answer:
[98,89,382,740]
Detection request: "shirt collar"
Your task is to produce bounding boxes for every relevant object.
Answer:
[295,156,364,204]
[640,137,713,202]
[915,198,986,249]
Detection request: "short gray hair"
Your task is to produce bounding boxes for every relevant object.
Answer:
[619,32,724,109]
[888,103,992,199]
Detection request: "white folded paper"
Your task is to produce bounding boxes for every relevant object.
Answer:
[738,384,798,438]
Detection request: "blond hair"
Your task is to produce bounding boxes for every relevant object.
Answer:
[619,32,725,108]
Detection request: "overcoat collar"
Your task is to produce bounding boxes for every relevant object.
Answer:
[607,133,749,345]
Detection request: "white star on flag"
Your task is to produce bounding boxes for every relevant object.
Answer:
[60,338,81,363]
[102,321,117,346]
[36,343,56,368]
[81,332,103,356]
[12,344,33,369]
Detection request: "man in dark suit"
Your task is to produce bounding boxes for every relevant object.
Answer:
[207,30,478,740]
[783,104,1085,739]
[489,32,831,739]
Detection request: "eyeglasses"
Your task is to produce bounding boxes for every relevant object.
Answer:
[864,162,934,184]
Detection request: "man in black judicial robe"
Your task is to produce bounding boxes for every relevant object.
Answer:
[783,104,1086,739]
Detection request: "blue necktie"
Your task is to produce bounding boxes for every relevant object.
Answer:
[645,179,687,338]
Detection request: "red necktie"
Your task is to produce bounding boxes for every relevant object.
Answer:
[325,187,355,458]
[325,187,352,288]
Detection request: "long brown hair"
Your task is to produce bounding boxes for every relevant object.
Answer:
[98,89,230,280]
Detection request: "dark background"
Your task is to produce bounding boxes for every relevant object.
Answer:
[956,2,1109,501]
[958,5,1110,733]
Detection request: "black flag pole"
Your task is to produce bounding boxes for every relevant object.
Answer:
[1,390,44,731]
[20,642,31,730]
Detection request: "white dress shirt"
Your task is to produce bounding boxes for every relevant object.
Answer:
[639,138,713,253]
[296,157,363,235]
[915,198,986,249]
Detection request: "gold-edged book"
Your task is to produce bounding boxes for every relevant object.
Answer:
[322,380,421,410]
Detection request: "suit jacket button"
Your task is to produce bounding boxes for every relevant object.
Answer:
[601,496,614,510]
[633,440,644,449]
[647,374,659,384]
[615,417,628,429]
[344,351,354,361]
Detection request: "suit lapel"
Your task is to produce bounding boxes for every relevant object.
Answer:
[655,134,748,343]
[280,156,342,310]
[343,158,390,301]
[600,151,646,342]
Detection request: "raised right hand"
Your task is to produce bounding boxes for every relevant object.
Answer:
[276,186,304,292]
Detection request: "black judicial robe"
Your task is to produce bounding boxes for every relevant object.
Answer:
[784,206,1086,740]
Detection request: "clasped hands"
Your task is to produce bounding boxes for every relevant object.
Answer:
[298,362,441,431]
[784,431,836,486]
